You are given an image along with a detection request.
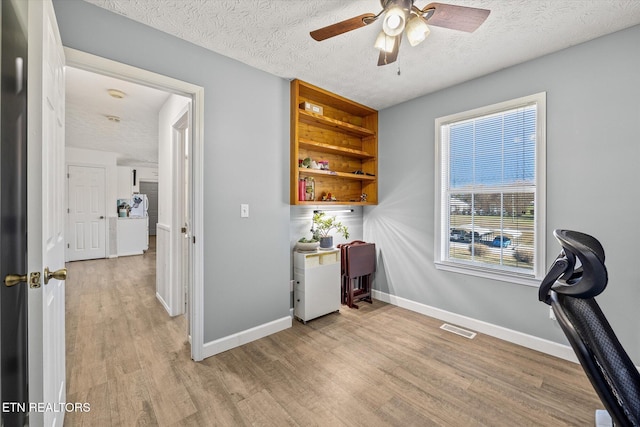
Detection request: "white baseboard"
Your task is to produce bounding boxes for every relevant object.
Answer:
[372,290,578,363]
[156,292,172,316]
[202,316,292,358]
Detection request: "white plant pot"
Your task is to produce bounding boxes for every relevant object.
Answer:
[295,241,319,252]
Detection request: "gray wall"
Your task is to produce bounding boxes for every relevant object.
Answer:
[366,25,640,361]
[53,0,291,342]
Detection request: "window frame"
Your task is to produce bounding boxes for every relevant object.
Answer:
[434,92,546,286]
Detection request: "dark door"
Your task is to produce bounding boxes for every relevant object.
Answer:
[1,0,29,425]
[139,181,158,235]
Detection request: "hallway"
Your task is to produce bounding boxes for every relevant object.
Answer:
[64,238,196,425]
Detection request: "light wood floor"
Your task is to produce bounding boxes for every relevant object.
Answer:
[64,240,601,426]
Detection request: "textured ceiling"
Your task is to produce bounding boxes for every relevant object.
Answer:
[70,0,640,166]
[65,66,172,167]
[81,0,640,110]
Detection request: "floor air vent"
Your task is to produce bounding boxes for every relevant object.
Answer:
[440,323,477,339]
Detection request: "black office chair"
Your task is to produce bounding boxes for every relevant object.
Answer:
[539,230,640,426]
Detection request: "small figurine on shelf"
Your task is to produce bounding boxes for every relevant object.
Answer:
[360,193,368,202]
[321,192,337,202]
[300,157,312,168]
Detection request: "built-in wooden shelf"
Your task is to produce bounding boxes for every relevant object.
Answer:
[298,110,375,138]
[298,138,375,160]
[295,200,375,206]
[290,79,378,205]
[298,167,376,181]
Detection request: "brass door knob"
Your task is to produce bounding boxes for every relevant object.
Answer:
[4,274,27,287]
[44,267,67,285]
[4,272,41,288]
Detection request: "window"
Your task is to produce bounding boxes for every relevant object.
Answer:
[435,93,546,285]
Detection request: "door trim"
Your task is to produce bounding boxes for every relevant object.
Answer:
[64,48,205,361]
[172,106,190,317]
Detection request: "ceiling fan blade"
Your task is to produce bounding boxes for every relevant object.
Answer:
[377,35,401,66]
[422,3,490,33]
[310,13,377,41]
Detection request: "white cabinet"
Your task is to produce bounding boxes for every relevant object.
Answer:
[294,249,341,323]
[117,217,149,256]
[117,166,132,199]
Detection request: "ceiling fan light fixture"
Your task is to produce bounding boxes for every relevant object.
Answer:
[374,30,396,53]
[406,15,430,47]
[308,0,490,66]
[382,6,406,36]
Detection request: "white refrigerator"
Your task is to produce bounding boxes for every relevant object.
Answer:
[129,194,148,217]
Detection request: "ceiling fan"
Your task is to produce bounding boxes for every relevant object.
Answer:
[310,1,491,66]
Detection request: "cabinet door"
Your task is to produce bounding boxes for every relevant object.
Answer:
[299,253,340,321]
[306,262,340,319]
[117,166,132,198]
[117,219,148,256]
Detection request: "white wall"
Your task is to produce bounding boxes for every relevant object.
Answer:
[117,166,158,197]
[366,24,640,362]
[157,94,189,227]
[156,94,190,315]
[135,167,158,184]
[116,166,132,198]
[289,207,363,265]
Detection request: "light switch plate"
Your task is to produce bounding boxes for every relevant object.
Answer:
[240,204,249,218]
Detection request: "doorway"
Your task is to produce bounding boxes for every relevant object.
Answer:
[64,48,205,361]
[139,181,158,236]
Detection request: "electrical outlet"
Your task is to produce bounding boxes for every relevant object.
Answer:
[549,307,556,321]
[240,204,249,218]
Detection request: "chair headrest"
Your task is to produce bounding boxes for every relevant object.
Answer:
[538,229,608,303]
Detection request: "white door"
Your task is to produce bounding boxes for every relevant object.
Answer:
[27,1,66,426]
[180,123,190,317]
[168,108,191,318]
[67,165,106,261]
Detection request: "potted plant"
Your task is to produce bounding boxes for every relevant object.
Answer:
[312,212,349,249]
[295,236,319,252]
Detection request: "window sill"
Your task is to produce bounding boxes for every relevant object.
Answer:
[434,261,541,287]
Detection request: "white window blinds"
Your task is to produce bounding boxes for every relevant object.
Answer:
[435,93,546,283]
